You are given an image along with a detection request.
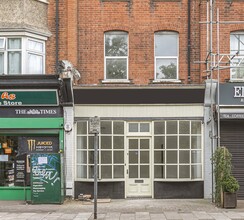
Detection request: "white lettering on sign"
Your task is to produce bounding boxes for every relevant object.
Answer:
[234,86,244,98]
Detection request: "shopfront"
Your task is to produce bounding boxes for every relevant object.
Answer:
[0,75,72,203]
[73,87,205,199]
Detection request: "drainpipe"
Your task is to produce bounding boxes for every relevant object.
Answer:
[55,0,59,74]
[187,0,191,82]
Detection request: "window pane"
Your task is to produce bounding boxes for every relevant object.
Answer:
[101,166,112,179]
[191,121,201,134]
[101,136,112,149]
[166,151,177,163]
[106,58,127,79]
[166,165,177,178]
[154,121,165,134]
[140,139,149,149]
[156,58,177,80]
[101,151,112,164]
[230,34,239,53]
[77,136,87,149]
[129,165,138,178]
[191,136,201,149]
[88,165,94,178]
[154,136,165,149]
[179,151,189,163]
[88,136,94,149]
[8,38,21,49]
[154,165,165,178]
[129,151,138,163]
[140,151,149,163]
[179,121,190,134]
[105,32,128,56]
[0,38,4,48]
[77,151,87,164]
[114,136,124,149]
[77,122,87,134]
[140,123,149,132]
[88,151,94,164]
[166,136,177,149]
[155,32,178,56]
[191,150,201,163]
[166,121,177,134]
[192,165,202,179]
[154,151,164,163]
[114,151,124,164]
[0,53,3,74]
[231,62,244,79]
[101,121,112,134]
[179,136,190,149]
[129,139,138,149]
[113,122,124,134]
[140,165,149,178]
[179,165,190,178]
[8,52,21,74]
[28,54,43,74]
[129,123,138,132]
[77,165,87,178]
[114,165,124,178]
[28,40,43,52]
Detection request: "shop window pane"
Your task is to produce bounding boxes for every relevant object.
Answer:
[154,121,165,134]
[140,165,149,178]
[129,123,138,132]
[114,136,124,149]
[88,165,94,178]
[179,136,190,149]
[154,151,164,163]
[191,150,201,163]
[77,165,87,178]
[154,136,165,149]
[166,121,177,134]
[191,165,202,179]
[101,166,112,178]
[166,136,177,149]
[101,121,112,134]
[77,136,87,149]
[129,165,138,178]
[88,136,94,149]
[179,151,189,163]
[140,151,149,163]
[166,151,177,163]
[140,123,149,132]
[129,139,138,149]
[77,151,87,164]
[179,165,190,178]
[101,151,112,164]
[191,121,201,134]
[166,165,177,178]
[129,151,138,163]
[88,151,94,164]
[114,165,124,178]
[179,121,190,134]
[154,165,165,178]
[114,151,124,164]
[77,122,87,134]
[101,136,112,149]
[140,139,149,149]
[191,136,201,149]
[113,122,124,134]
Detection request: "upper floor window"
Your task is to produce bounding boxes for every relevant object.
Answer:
[155,31,178,80]
[230,33,244,80]
[0,37,45,75]
[104,31,128,80]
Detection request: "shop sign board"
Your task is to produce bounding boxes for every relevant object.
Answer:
[220,113,244,119]
[219,83,244,106]
[14,154,27,187]
[0,90,58,106]
[31,153,62,204]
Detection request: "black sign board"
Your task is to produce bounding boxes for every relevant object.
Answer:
[14,154,27,187]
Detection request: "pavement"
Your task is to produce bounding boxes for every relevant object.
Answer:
[1,199,244,220]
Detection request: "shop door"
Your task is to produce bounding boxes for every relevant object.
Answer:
[126,138,152,197]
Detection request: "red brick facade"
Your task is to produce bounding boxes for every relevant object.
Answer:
[46,0,244,84]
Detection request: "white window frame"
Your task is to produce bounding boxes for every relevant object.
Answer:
[104,31,129,82]
[154,31,179,82]
[230,32,244,81]
[0,34,46,75]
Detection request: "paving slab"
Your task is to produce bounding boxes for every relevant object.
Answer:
[120,213,135,220]
[208,212,231,220]
[104,212,120,220]
[180,212,198,220]
[223,211,244,220]
[135,212,150,220]
[192,211,214,220]
[150,213,167,220]
[164,211,182,220]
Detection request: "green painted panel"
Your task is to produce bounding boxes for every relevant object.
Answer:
[0,187,31,201]
[0,90,58,106]
[0,118,64,129]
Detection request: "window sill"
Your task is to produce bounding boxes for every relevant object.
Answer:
[151,79,182,84]
[101,79,132,84]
